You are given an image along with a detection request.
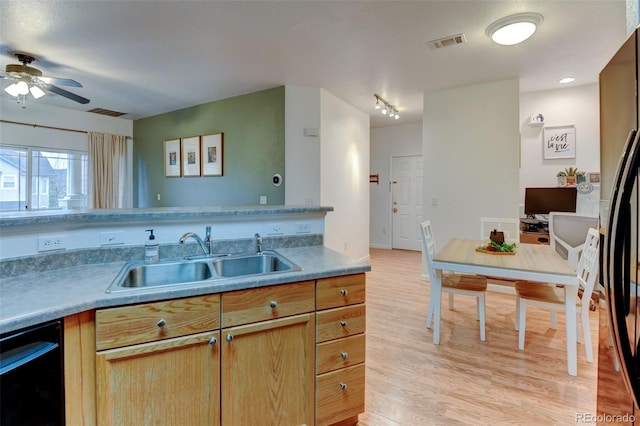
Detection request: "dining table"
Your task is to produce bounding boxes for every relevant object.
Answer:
[431,238,581,376]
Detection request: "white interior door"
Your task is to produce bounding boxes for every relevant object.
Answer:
[391,155,423,251]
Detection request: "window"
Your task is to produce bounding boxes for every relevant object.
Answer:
[2,175,16,189]
[0,146,88,212]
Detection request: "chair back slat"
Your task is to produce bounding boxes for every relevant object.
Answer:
[576,227,600,301]
[419,220,438,282]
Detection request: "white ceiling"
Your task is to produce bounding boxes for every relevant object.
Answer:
[0,1,631,128]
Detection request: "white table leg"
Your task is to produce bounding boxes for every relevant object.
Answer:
[432,269,442,345]
[565,285,578,376]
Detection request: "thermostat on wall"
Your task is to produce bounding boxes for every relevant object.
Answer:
[272,174,283,186]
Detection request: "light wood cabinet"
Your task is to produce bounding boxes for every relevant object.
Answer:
[95,295,221,426]
[96,331,221,425]
[315,274,366,426]
[67,275,366,425]
[221,314,315,425]
[221,281,316,426]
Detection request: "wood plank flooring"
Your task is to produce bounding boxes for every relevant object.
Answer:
[357,248,598,425]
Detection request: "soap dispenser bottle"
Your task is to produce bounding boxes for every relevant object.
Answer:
[144,229,159,264]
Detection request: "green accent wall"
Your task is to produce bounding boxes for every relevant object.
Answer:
[133,86,285,207]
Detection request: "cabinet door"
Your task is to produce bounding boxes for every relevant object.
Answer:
[221,313,315,426]
[96,331,220,426]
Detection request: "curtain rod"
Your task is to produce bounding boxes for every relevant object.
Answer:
[0,119,131,139]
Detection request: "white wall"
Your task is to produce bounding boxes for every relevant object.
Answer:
[0,97,133,144]
[370,122,422,248]
[519,84,600,206]
[320,90,370,261]
[284,86,321,205]
[423,80,520,249]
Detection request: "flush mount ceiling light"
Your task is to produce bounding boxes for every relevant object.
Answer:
[559,77,575,84]
[374,94,400,120]
[486,12,543,46]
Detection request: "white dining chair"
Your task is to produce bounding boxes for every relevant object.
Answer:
[420,220,488,341]
[515,227,600,362]
[549,212,599,270]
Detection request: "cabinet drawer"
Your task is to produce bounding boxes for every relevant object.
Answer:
[316,334,365,375]
[96,294,220,351]
[316,304,366,343]
[316,364,365,426]
[316,274,365,310]
[222,281,315,327]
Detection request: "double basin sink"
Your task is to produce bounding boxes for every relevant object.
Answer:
[106,250,302,293]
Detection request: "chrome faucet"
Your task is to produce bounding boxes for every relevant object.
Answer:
[255,233,263,254]
[179,226,213,255]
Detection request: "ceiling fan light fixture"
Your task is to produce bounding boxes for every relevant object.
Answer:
[15,80,29,96]
[486,12,543,46]
[4,83,21,97]
[30,85,45,99]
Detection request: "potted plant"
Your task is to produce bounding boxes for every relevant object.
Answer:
[564,167,580,185]
[557,170,567,186]
[576,170,586,183]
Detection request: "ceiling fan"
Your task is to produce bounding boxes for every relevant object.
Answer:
[1,51,90,105]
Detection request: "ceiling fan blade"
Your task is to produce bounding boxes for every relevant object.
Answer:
[37,76,82,87]
[45,84,90,104]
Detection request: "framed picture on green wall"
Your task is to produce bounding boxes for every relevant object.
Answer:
[181,136,201,177]
[201,132,224,176]
[164,138,181,177]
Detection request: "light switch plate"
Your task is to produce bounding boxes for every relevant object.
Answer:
[100,231,126,246]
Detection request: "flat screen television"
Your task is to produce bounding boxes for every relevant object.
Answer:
[524,187,577,216]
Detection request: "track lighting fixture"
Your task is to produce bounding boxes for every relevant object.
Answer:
[374,94,400,120]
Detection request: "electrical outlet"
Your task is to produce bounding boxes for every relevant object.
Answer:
[295,223,311,234]
[260,195,267,205]
[267,223,283,235]
[37,235,67,252]
[100,231,126,246]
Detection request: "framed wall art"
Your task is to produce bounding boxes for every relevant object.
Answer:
[181,136,201,177]
[543,125,576,159]
[164,138,181,177]
[201,132,224,176]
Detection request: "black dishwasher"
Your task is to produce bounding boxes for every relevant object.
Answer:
[0,320,65,425]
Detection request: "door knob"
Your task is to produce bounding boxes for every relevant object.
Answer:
[393,208,398,213]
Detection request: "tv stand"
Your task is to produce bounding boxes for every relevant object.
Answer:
[520,218,550,245]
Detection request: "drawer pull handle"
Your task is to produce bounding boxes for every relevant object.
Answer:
[340,383,347,391]
[340,289,348,296]
[270,301,278,309]
[226,334,233,342]
[340,321,347,327]
[341,352,348,360]
[209,337,218,346]
[157,319,166,329]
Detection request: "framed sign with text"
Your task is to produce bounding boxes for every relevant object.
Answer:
[543,125,576,159]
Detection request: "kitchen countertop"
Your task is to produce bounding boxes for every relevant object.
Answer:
[0,245,370,334]
[0,205,334,229]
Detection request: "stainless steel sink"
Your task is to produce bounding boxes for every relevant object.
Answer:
[106,250,301,292]
[106,259,213,292]
[210,251,301,278]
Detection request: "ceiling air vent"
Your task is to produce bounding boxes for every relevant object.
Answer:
[429,33,467,49]
[87,108,126,117]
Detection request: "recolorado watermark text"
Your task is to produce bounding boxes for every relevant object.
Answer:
[576,413,635,423]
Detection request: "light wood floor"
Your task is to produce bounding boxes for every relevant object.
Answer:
[357,248,598,425]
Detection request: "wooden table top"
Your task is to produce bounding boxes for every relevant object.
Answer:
[434,238,576,279]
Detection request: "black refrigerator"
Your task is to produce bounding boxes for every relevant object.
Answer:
[599,27,640,424]
[602,128,639,423]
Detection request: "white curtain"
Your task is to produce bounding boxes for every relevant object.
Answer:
[88,132,127,209]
